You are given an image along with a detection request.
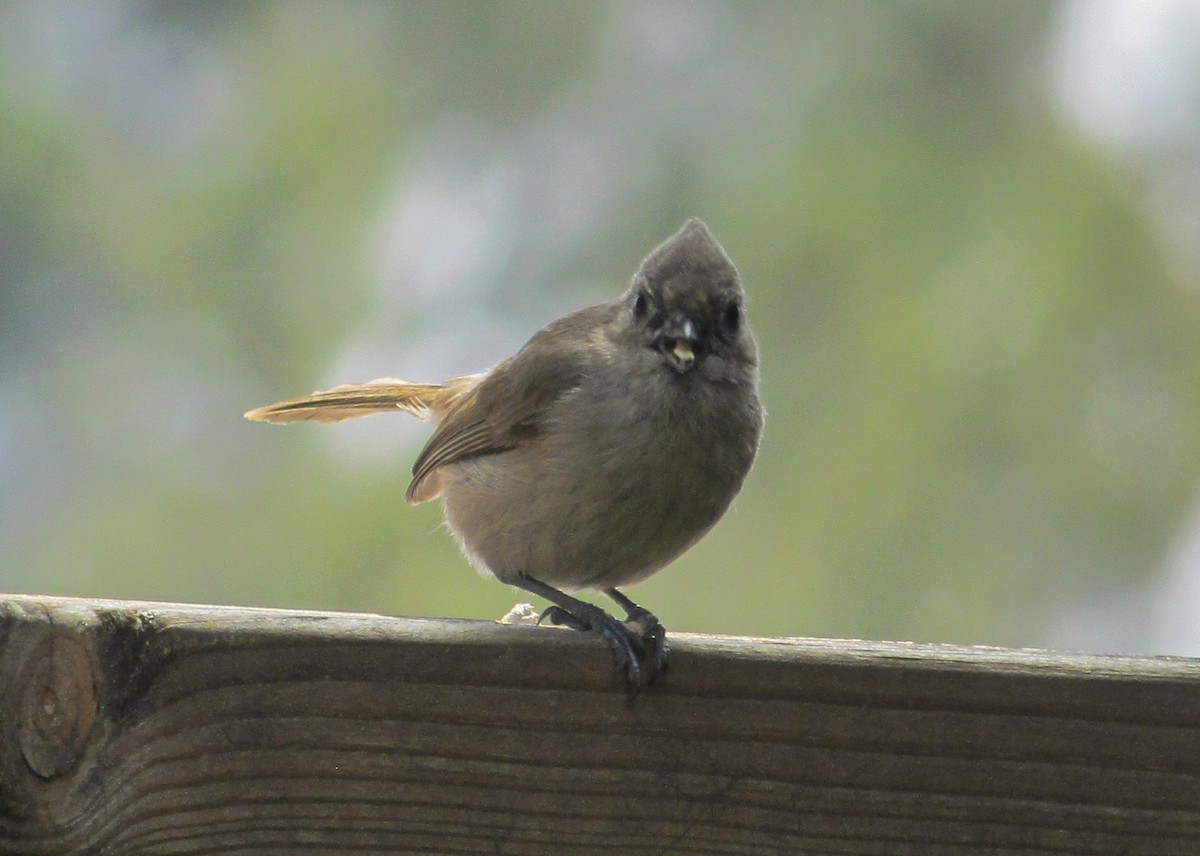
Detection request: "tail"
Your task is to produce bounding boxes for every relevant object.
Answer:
[244,375,481,425]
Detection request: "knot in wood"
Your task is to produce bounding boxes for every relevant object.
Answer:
[17,633,97,780]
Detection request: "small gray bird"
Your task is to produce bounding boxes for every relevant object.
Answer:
[245,219,763,688]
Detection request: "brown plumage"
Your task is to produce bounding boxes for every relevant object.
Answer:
[245,219,763,690]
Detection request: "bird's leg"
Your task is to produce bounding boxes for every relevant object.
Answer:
[605,588,668,685]
[512,574,647,689]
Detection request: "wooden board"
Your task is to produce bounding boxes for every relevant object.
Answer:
[2,593,1199,854]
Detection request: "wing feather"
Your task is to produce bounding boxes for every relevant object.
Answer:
[404,302,616,503]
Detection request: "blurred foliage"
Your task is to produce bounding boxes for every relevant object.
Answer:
[2,1,1198,652]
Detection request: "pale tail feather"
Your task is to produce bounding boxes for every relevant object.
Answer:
[244,375,481,425]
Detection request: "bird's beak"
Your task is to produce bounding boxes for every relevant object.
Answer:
[659,314,699,373]
[671,338,695,364]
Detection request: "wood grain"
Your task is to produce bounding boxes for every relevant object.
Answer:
[1,593,1199,855]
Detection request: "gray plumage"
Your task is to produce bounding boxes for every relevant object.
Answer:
[246,219,763,689]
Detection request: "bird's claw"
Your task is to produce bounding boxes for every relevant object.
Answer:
[623,607,669,686]
[537,604,585,631]
[538,603,652,690]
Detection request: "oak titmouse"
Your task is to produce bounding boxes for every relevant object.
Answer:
[246,219,763,687]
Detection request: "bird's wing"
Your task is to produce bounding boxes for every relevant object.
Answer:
[406,303,614,503]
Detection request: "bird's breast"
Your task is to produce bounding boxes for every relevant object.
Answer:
[440,361,761,589]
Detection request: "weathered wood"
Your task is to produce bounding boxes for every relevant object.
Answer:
[1,594,1199,855]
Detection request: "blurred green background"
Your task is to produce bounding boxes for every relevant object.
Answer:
[4,1,1200,654]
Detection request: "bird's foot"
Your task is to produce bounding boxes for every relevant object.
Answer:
[538,603,648,690]
[603,588,669,686]
[622,607,669,686]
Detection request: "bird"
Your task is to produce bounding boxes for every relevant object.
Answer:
[245,219,763,689]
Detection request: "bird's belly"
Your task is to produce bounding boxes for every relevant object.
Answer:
[440,431,740,590]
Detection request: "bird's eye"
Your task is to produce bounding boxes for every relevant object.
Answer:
[721,303,741,335]
[633,291,649,317]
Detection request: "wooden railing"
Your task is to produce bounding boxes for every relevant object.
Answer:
[2,593,1198,854]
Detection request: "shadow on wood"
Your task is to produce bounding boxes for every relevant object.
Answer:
[2,593,1199,855]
